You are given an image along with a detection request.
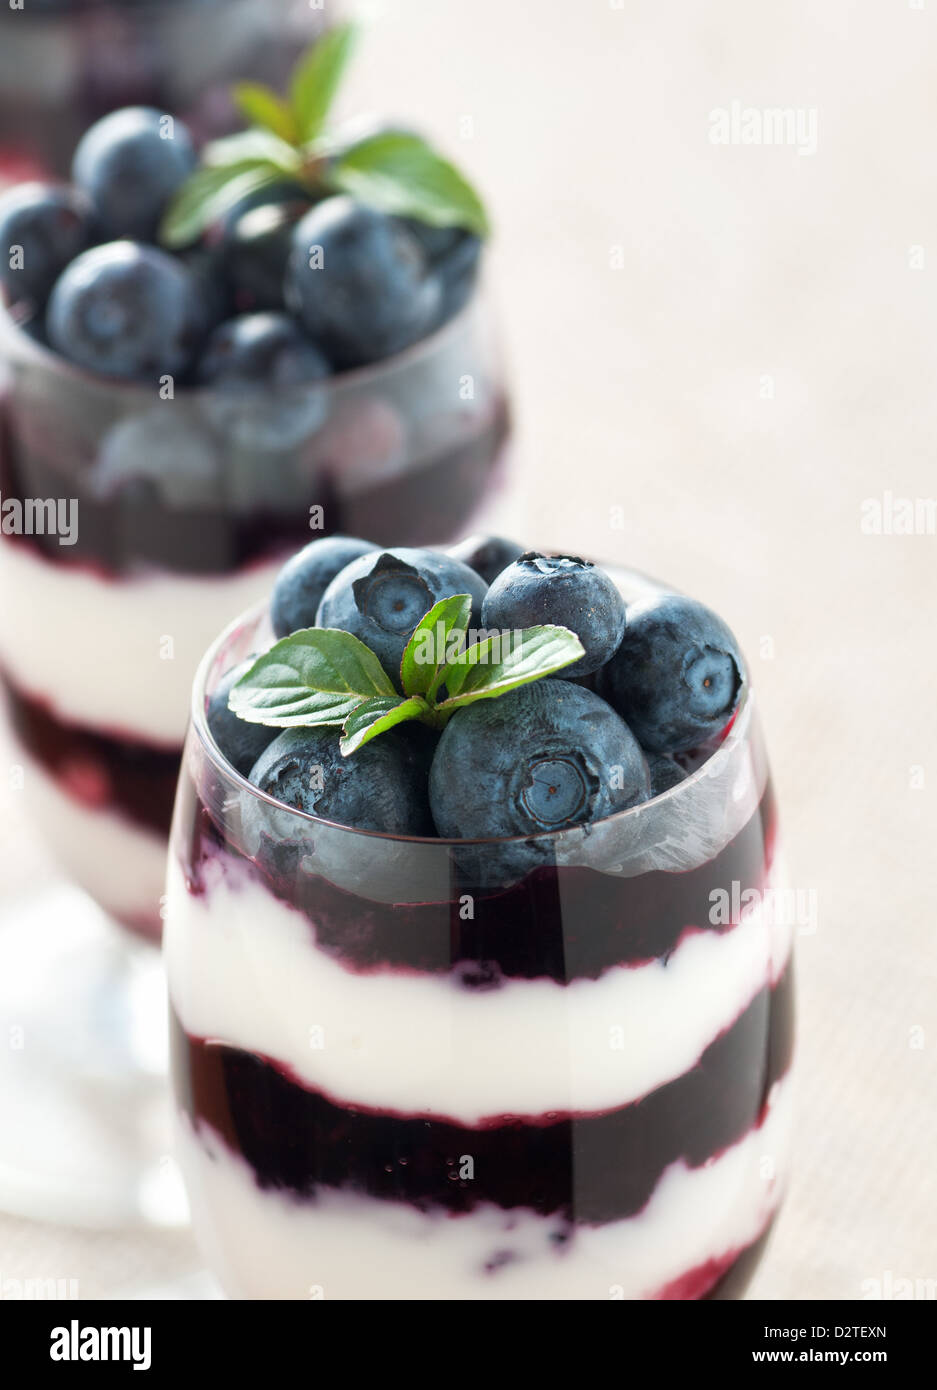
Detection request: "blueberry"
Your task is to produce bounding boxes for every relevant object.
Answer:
[316,547,487,684]
[206,659,279,779]
[47,240,207,380]
[211,181,309,246]
[599,594,744,754]
[248,724,433,835]
[448,534,525,586]
[429,679,649,881]
[0,181,94,308]
[645,753,688,797]
[481,553,626,679]
[197,311,332,449]
[72,106,196,241]
[404,220,466,260]
[284,197,442,369]
[406,222,482,323]
[198,311,330,389]
[437,234,482,320]
[270,535,377,638]
[396,719,441,783]
[672,741,721,777]
[180,243,232,331]
[225,198,311,313]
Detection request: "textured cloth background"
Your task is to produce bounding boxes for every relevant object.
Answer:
[1,0,935,1299]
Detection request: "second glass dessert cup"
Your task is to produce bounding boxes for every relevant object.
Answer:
[0,0,329,181]
[166,574,793,1300]
[0,291,509,1227]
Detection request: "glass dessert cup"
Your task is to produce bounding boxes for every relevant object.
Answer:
[0,291,509,1228]
[166,574,793,1300]
[0,0,329,181]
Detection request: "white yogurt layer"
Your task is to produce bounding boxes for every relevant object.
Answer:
[175,1075,791,1301]
[0,537,284,745]
[15,748,166,932]
[165,853,790,1122]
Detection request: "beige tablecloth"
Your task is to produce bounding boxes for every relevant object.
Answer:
[1,0,935,1299]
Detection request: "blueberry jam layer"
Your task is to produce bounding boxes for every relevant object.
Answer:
[2,671,178,838]
[171,958,793,1224]
[181,781,777,983]
[0,397,508,578]
[174,1105,786,1297]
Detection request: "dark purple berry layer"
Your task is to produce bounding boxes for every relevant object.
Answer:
[2,669,179,838]
[171,960,793,1225]
[180,780,777,983]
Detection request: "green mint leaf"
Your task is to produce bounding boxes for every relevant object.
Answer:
[329,131,490,237]
[233,82,299,144]
[435,625,584,714]
[340,695,428,755]
[229,628,396,728]
[201,129,302,174]
[160,161,284,246]
[290,23,358,144]
[399,594,473,698]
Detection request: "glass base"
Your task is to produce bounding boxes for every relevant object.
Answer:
[0,883,188,1229]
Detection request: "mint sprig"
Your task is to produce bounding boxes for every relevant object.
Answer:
[434,625,583,711]
[289,22,358,145]
[328,132,489,238]
[160,162,284,247]
[232,84,299,145]
[161,21,489,247]
[227,627,394,728]
[340,694,426,755]
[399,593,473,699]
[229,596,584,756]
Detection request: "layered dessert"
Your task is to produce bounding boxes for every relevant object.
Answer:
[0,46,508,937]
[166,538,793,1299]
[0,0,326,180]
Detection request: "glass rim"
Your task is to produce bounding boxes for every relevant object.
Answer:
[0,279,482,399]
[188,587,755,850]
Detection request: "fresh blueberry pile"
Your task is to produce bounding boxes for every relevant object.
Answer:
[208,535,745,876]
[0,107,484,384]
